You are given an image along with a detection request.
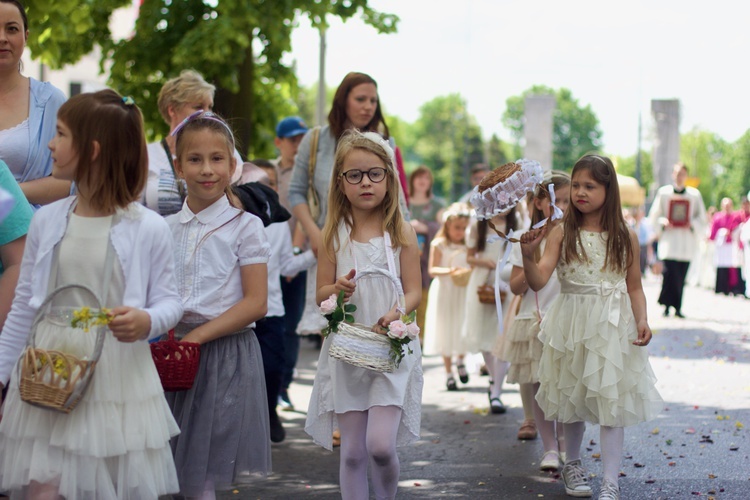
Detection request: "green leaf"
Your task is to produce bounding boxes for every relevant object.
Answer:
[344,314,355,323]
[344,304,356,313]
[332,309,344,322]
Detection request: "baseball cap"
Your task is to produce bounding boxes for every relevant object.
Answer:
[276,116,308,138]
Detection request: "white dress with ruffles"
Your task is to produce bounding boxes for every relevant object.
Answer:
[305,225,423,450]
[0,214,179,499]
[535,231,663,427]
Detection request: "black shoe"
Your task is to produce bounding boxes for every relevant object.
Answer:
[270,415,286,443]
[479,364,490,376]
[446,376,458,391]
[675,311,685,318]
[457,364,469,384]
[490,397,506,414]
[663,306,670,317]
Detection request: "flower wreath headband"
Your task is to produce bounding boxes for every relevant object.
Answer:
[171,109,235,147]
[359,131,396,168]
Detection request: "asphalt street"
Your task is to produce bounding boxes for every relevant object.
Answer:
[218,277,750,499]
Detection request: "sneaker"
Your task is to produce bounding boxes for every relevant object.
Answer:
[278,390,294,411]
[598,479,619,500]
[562,459,592,497]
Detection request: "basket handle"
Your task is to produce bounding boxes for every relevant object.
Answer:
[351,268,406,315]
[27,283,108,364]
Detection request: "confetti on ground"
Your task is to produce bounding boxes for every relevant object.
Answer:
[685,427,696,434]
[651,427,660,434]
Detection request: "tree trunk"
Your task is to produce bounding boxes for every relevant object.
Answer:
[215,42,255,161]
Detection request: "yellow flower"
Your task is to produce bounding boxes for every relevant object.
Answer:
[71,307,112,331]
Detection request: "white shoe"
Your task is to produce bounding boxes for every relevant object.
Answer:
[540,450,561,471]
[562,459,592,497]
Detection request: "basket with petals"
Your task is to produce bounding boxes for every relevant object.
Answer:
[18,284,108,414]
[150,329,201,391]
[469,159,544,221]
[320,269,419,373]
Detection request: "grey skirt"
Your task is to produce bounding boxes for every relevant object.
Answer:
[166,325,271,496]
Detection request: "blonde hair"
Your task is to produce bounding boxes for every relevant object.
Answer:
[322,129,406,260]
[157,70,215,124]
[562,154,632,273]
[434,202,471,245]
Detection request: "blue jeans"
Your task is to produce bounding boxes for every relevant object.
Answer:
[280,271,306,390]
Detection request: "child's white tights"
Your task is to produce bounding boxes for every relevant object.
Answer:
[564,422,624,483]
[337,406,402,500]
[481,352,509,399]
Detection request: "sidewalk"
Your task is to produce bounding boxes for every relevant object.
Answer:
[220,278,750,499]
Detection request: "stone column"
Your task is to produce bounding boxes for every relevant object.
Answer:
[524,95,556,171]
[651,99,680,189]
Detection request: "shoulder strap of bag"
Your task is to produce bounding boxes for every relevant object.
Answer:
[308,127,321,190]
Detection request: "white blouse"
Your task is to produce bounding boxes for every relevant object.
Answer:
[167,195,271,325]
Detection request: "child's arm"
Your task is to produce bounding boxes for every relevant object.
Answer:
[0,236,26,331]
[626,229,652,346]
[316,243,356,304]
[376,225,422,330]
[509,265,529,295]
[466,247,496,270]
[427,242,452,277]
[520,225,563,291]
[182,263,269,345]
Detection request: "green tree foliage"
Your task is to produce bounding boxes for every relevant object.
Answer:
[486,134,509,168]
[725,130,750,204]
[23,0,397,159]
[614,151,653,195]
[502,85,603,171]
[412,94,484,201]
[679,128,730,207]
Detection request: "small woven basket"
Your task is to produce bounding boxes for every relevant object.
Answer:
[328,269,406,373]
[18,284,106,414]
[478,162,522,192]
[449,251,471,287]
[150,329,201,391]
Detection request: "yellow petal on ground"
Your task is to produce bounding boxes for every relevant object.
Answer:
[735,421,744,429]
[651,428,660,434]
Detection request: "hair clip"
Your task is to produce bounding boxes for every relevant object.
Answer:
[122,96,135,106]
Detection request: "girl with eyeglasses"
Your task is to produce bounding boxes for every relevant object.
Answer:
[305,130,422,500]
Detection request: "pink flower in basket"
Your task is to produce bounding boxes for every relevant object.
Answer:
[387,320,408,340]
[320,294,338,315]
[406,322,420,340]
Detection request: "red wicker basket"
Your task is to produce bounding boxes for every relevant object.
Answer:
[150,329,201,391]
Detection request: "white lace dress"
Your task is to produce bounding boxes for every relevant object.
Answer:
[305,226,423,450]
[536,231,664,426]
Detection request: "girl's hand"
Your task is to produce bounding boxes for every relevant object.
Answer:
[520,227,545,258]
[108,307,151,342]
[410,219,428,234]
[335,269,357,301]
[373,308,401,335]
[633,320,652,346]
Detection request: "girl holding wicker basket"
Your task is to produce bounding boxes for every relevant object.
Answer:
[164,111,272,498]
[0,90,184,498]
[305,130,422,500]
[422,202,472,391]
[497,170,570,462]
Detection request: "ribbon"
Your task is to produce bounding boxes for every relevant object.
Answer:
[485,225,515,333]
[531,183,565,230]
[600,279,627,327]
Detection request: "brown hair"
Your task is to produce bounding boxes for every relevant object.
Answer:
[408,165,434,197]
[2,0,27,31]
[322,130,405,260]
[476,206,518,253]
[174,111,241,208]
[57,90,147,212]
[328,72,390,141]
[562,154,632,273]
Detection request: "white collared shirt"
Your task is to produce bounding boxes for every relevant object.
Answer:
[264,222,316,317]
[167,196,271,324]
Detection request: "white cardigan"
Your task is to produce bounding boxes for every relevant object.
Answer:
[0,197,183,384]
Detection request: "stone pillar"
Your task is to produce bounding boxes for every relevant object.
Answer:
[651,99,680,189]
[524,95,556,171]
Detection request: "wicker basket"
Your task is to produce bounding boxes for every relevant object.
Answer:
[328,269,406,373]
[150,329,201,391]
[478,162,522,192]
[18,284,106,414]
[449,251,471,287]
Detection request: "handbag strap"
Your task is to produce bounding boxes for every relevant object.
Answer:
[161,138,186,201]
[307,128,320,200]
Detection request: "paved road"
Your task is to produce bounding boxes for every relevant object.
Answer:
[219,278,750,499]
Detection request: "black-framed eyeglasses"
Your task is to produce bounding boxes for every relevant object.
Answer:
[341,167,387,185]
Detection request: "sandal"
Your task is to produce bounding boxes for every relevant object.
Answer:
[539,450,561,471]
[517,419,538,440]
[489,397,506,414]
[332,429,341,447]
[457,364,469,384]
[446,376,458,391]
